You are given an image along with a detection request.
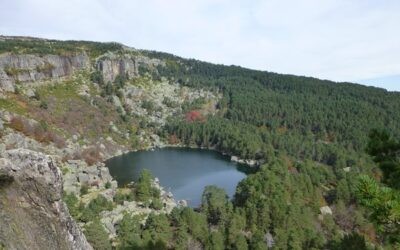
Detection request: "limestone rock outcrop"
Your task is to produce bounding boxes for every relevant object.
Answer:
[0,53,90,92]
[96,53,165,83]
[0,149,92,250]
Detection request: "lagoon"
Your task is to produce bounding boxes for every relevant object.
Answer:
[105,147,247,207]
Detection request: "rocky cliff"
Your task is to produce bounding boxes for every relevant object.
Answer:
[0,53,90,92]
[0,51,166,93]
[0,149,92,250]
[96,53,165,83]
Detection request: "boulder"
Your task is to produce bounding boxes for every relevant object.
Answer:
[78,173,89,184]
[25,88,36,98]
[320,206,333,216]
[231,156,240,162]
[178,200,188,207]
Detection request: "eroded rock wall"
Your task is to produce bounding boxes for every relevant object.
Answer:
[0,53,90,92]
[0,149,92,250]
[96,53,165,83]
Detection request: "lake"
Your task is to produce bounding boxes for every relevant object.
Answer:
[105,147,248,207]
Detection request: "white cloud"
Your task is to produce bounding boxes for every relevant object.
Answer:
[0,0,399,90]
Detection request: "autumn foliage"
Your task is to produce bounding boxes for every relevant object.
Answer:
[185,110,205,123]
[9,116,66,148]
[168,134,180,144]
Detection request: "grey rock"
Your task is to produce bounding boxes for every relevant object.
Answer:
[25,88,36,98]
[265,232,275,248]
[0,53,90,92]
[78,173,89,184]
[0,148,92,250]
[83,166,99,176]
[0,111,11,122]
[72,134,79,141]
[99,167,112,182]
[96,53,165,83]
[178,200,187,207]
[320,206,333,216]
[77,84,90,97]
[0,144,5,156]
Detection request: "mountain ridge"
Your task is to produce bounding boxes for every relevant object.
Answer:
[1,35,396,93]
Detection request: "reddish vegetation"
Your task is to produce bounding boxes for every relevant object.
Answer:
[168,134,180,144]
[9,116,66,148]
[185,110,205,123]
[77,146,103,166]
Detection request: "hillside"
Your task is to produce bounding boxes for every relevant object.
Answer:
[0,36,399,249]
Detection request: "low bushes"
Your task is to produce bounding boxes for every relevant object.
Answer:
[8,116,66,148]
[79,147,103,166]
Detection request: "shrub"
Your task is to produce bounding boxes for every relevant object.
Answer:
[185,110,205,123]
[114,189,135,205]
[39,101,48,109]
[61,167,69,175]
[135,169,160,202]
[35,62,55,74]
[90,71,104,85]
[63,193,80,219]
[80,184,89,195]
[80,195,113,223]
[105,181,111,189]
[80,147,102,166]
[9,116,25,132]
[162,97,178,108]
[8,116,66,148]
[84,220,112,250]
[150,198,163,210]
[141,100,155,112]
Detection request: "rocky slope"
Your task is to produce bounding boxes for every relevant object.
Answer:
[0,36,220,248]
[0,148,92,250]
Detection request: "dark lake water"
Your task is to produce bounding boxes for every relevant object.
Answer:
[105,147,248,207]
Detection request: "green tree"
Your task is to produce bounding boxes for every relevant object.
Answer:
[135,169,159,202]
[143,213,173,247]
[207,231,224,250]
[117,214,143,249]
[84,220,112,250]
[356,130,400,244]
[366,129,400,190]
[201,185,232,225]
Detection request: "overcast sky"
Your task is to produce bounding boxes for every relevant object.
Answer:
[1,0,399,91]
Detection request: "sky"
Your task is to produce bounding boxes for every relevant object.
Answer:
[0,0,399,91]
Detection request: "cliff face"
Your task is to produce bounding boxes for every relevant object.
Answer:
[96,53,165,83]
[0,149,92,250]
[0,53,90,92]
[0,51,165,92]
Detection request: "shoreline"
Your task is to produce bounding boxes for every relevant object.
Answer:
[104,141,262,168]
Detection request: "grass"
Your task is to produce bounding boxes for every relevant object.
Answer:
[32,79,134,146]
[0,39,124,58]
[36,81,80,100]
[130,76,154,89]
[0,96,28,115]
